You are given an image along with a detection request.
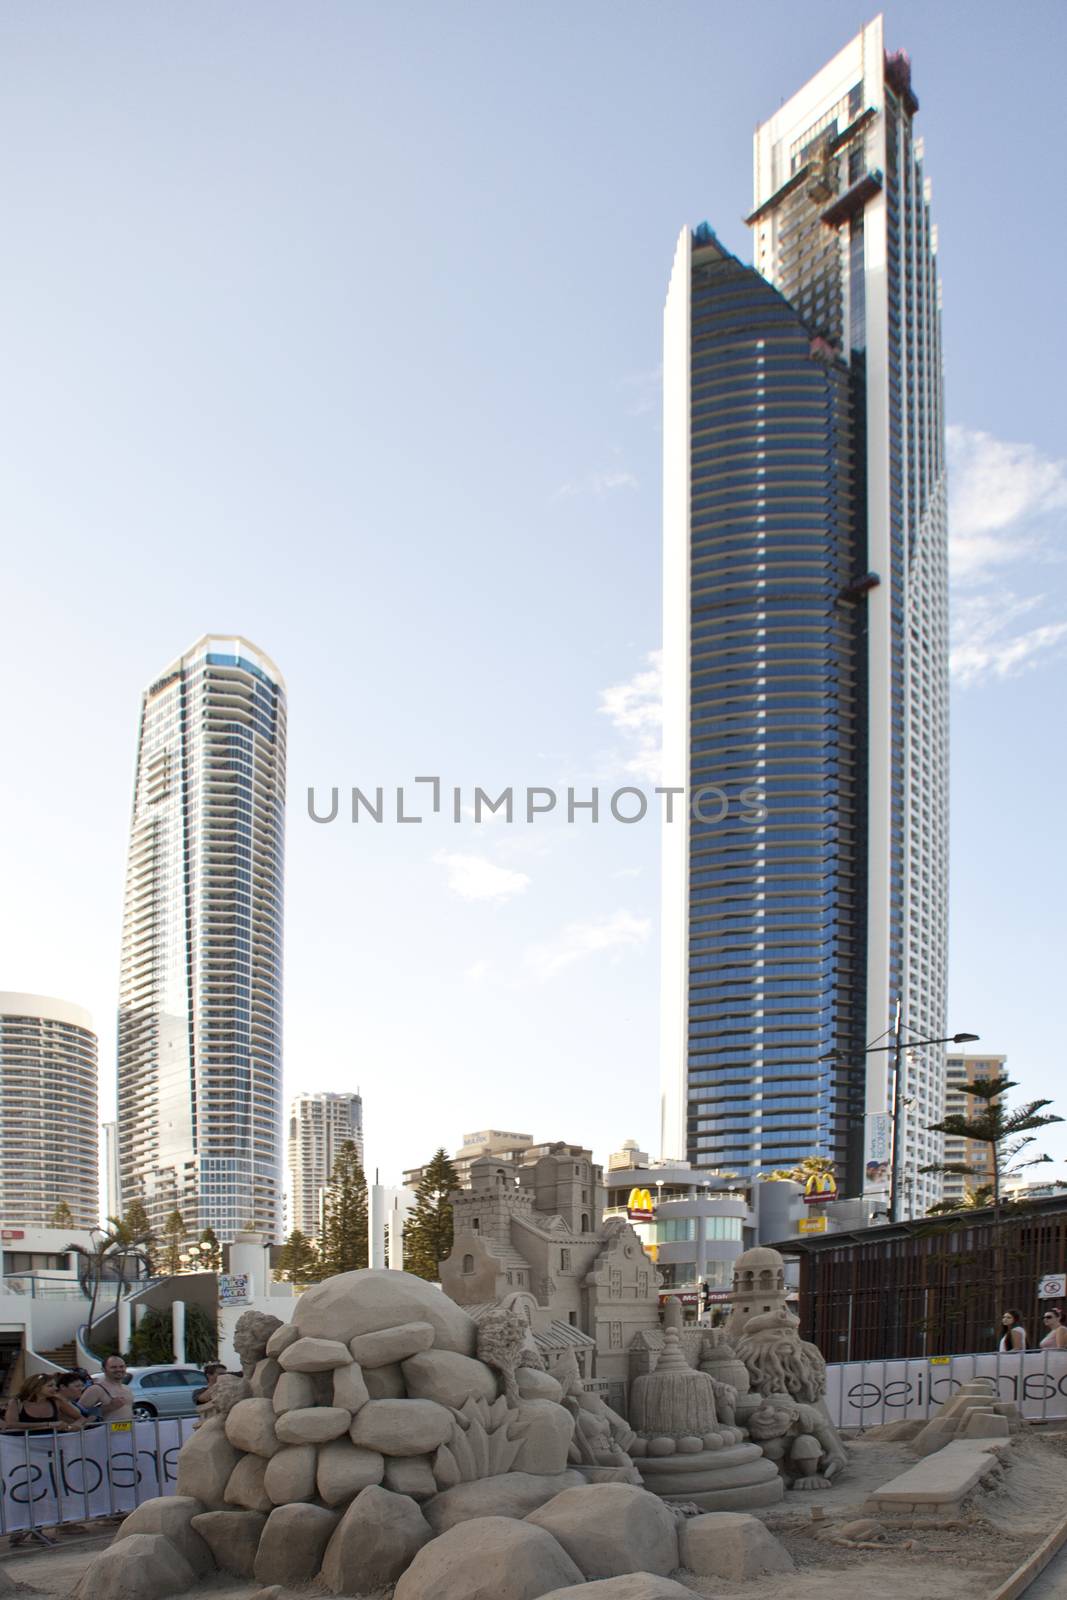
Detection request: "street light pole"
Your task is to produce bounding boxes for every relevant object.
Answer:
[889,1000,904,1225]
[822,1017,979,1222]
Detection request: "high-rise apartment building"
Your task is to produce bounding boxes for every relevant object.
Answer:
[0,993,98,1228]
[288,1092,364,1240]
[117,636,287,1241]
[941,1054,1006,1204]
[661,17,948,1211]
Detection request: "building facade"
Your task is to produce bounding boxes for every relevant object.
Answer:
[288,1091,364,1240]
[404,1131,563,1192]
[941,1053,1006,1204]
[0,993,99,1229]
[117,636,287,1241]
[661,18,948,1212]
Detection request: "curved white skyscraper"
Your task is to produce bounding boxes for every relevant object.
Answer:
[117,636,287,1241]
[661,18,949,1214]
[0,992,98,1228]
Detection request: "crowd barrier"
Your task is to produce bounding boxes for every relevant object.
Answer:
[0,1418,196,1536]
[3,1358,1066,1533]
[825,1348,1067,1429]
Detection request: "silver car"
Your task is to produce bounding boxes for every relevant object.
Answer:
[101,1365,208,1419]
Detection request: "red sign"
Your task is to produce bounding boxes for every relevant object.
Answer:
[658,1291,699,1306]
[1,1230,25,1241]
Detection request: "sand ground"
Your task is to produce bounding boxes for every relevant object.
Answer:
[3,1432,1065,1599]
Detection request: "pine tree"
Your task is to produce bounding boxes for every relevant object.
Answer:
[923,1076,1062,1225]
[121,1198,156,1254]
[924,1074,1063,1310]
[405,1148,460,1282]
[318,1142,369,1275]
[161,1209,187,1274]
[50,1199,75,1228]
[197,1227,222,1272]
[277,1229,322,1284]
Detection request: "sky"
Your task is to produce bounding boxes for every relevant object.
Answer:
[1,1,1065,1198]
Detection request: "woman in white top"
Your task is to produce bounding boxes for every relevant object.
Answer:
[998,1309,1026,1352]
[1040,1307,1067,1349]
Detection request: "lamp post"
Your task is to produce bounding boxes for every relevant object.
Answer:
[822,1006,979,1222]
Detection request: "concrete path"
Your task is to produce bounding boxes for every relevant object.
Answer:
[1025,1542,1067,1599]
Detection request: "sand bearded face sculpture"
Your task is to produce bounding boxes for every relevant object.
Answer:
[735,1308,826,1406]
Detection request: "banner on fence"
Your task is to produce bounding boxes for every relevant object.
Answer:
[825,1350,1067,1429]
[0,1418,196,1533]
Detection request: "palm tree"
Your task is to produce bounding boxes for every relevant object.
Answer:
[763,1156,837,1184]
[926,1183,995,1217]
[67,1216,154,1352]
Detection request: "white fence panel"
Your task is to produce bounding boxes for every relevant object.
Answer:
[825,1349,1067,1429]
[0,1418,196,1533]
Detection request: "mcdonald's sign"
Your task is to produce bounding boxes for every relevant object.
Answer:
[803,1171,838,1205]
[627,1187,655,1221]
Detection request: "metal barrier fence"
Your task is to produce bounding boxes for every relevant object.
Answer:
[825,1348,1067,1429]
[0,1418,196,1537]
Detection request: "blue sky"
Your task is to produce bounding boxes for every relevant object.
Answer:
[1,2,1065,1193]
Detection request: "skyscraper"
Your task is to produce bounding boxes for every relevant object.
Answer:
[117,636,287,1241]
[660,18,948,1211]
[0,992,98,1228]
[288,1091,364,1240]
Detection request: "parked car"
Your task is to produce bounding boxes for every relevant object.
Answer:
[89,1364,208,1419]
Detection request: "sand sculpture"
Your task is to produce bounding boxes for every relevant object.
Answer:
[721,1248,849,1490]
[627,1328,783,1509]
[71,1268,793,1600]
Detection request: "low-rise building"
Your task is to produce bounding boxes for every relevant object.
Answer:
[603,1140,881,1319]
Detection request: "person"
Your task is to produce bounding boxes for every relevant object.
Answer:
[80,1354,134,1421]
[193,1361,227,1408]
[54,1371,98,1425]
[1041,1306,1067,1350]
[999,1309,1027,1352]
[2,1373,67,1433]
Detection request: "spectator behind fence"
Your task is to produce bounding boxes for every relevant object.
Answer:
[3,1374,70,1432]
[1041,1306,1067,1350]
[80,1354,134,1422]
[55,1370,100,1424]
[998,1308,1027,1352]
[193,1361,227,1408]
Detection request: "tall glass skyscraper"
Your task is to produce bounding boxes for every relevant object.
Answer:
[117,636,287,1241]
[661,18,948,1211]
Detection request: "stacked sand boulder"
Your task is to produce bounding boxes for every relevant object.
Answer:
[72,1269,794,1600]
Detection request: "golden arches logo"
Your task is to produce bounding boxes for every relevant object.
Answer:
[803,1171,838,1204]
[627,1187,655,1218]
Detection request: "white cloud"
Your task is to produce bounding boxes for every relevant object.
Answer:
[951,592,1067,688]
[553,469,639,501]
[948,424,1067,581]
[598,650,662,782]
[434,852,530,903]
[463,959,491,982]
[525,909,650,982]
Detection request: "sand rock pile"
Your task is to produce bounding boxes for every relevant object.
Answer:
[71,1270,793,1599]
